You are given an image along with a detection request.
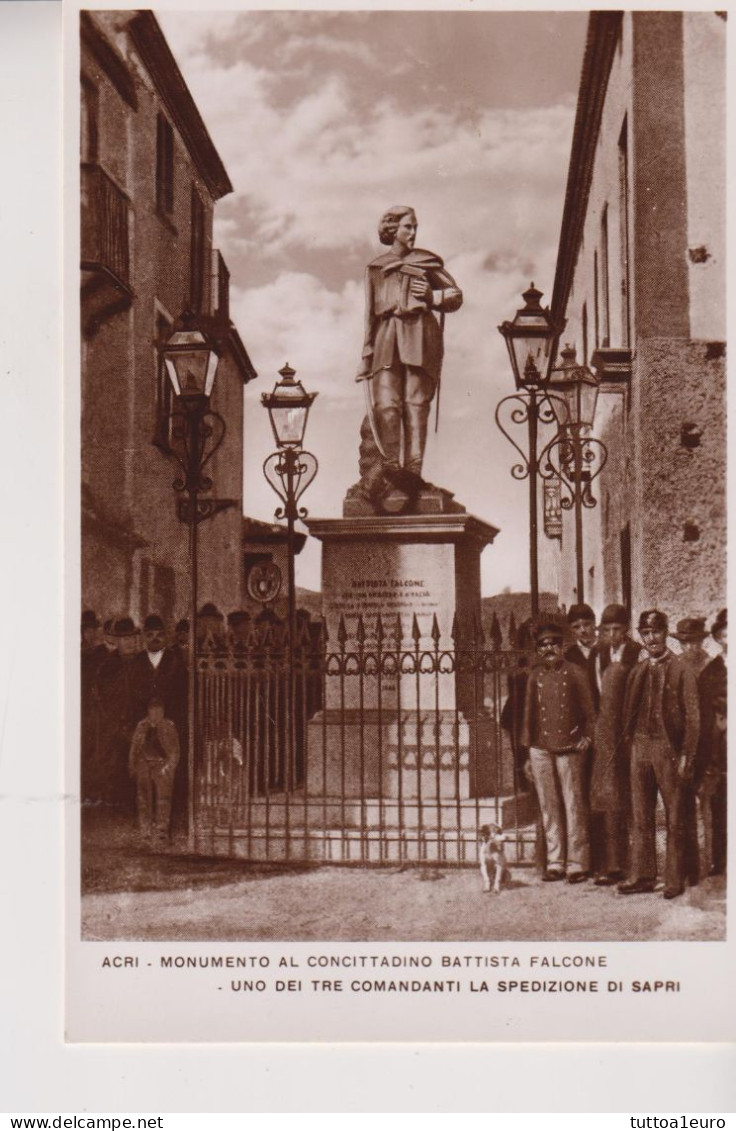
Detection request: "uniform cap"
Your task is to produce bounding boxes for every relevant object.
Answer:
[638,609,668,634]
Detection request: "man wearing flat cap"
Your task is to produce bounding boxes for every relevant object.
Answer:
[618,609,700,899]
[589,604,641,884]
[696,609,727,877]
[521,620,597,883]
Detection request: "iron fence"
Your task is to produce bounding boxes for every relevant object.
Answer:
[194,611,538,866]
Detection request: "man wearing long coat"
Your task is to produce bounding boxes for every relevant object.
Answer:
[696,609,727,877]
[589,604,642,884]
[619,610,699,899]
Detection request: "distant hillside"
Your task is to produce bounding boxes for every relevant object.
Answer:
[481,591,560,645]
[295,587,322,620]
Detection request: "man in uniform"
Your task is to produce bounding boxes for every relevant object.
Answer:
[355,205,462,502]
[521,621,596,883]
[618,610,700,899]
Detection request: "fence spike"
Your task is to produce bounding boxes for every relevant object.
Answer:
[394,613,404,644]
[508,610,517,648]
[356,613,366,646]
[431,613,441,645]
[337,613,348,648]
[451,611,461,644]
[375,613,385,646]
[490,611,502,649]
[411,613,421,645]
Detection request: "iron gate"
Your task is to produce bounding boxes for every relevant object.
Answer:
[194,610,537,865]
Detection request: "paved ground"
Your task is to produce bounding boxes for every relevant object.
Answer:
[80,810,726,942]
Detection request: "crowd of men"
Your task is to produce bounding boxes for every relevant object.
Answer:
[81,602,320,847]
[504,603,727,899]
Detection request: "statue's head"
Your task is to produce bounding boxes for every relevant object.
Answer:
[378,206,417,247]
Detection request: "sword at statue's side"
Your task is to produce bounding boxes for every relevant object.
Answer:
[356,370,387,460]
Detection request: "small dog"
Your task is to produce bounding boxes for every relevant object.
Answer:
[478,824,510,894]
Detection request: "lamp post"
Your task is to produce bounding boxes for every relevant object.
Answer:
[496,284,562,621]
[540,343,608,604]
[261,364,318,794]
[162,315,224,851]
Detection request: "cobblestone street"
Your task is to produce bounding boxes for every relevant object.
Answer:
[81,810,726,943]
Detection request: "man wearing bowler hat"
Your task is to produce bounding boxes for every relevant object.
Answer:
[95,616,140,810]
[565,603,599,707]
[618,609,700,899]
[589,604,642,884]
[673,617,711,677]
[80,610,108,803]
[521,620,596,883]
[696,609,727,877]
[129,615,186,727]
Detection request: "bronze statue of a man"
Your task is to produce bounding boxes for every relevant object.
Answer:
[355,206,462,502]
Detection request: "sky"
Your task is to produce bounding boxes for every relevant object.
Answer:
[158,9,589,596]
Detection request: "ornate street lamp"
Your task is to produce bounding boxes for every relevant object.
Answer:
[262,364,318,800]
[496,284,563,620]
[162,313,225,851]
[498,282,557,389]
[540,344,608,603]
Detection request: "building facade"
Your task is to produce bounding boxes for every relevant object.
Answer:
[81,10,256,628]
[549,11,726,624]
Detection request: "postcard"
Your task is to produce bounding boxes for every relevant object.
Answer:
[65,1,732,1044]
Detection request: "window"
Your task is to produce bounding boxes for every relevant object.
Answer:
[600,205,610,347]
[153,311,173,452]
[620,523,632,617]
[582,302,589,367]
[81,76,99,163]
[593,251,600,348]
[618,117,631,347]
[190,186,206,312]
[156,112,174,216]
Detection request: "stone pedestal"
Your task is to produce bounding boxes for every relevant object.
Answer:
[305,504,501,803]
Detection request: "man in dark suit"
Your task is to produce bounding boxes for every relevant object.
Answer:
[521,620,597,883]
[590,604,642,884]
[697,609,727,877]
[95,616,140,811]
[565,602,599,708]
[618,609,700,899]
[128,614,188,829]
[81,610,109,804]
[128,615,187,729]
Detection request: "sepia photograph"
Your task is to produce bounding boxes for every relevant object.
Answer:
[75,6,726,964]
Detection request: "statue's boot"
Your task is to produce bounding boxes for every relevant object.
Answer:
[403,402,430,484]
[375,405,403,481]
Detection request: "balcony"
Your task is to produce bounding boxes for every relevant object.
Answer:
[81,162,133,337]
